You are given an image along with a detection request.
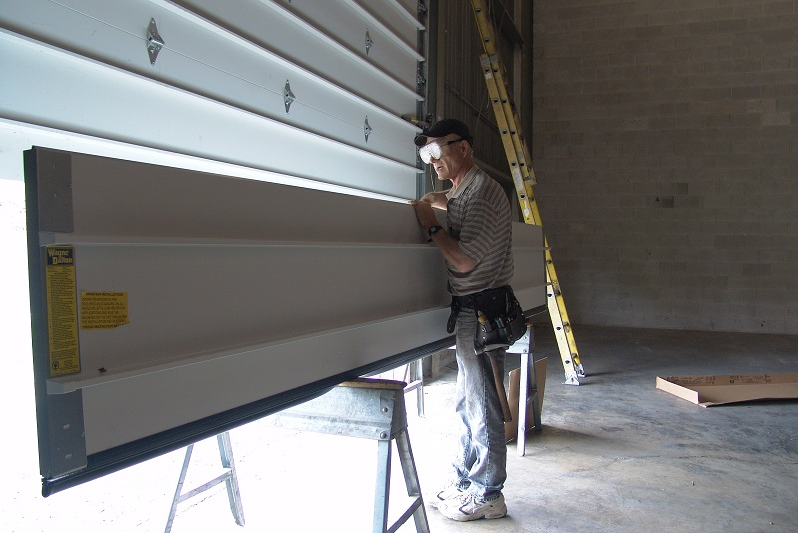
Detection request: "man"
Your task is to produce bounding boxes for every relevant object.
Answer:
[410,118,513,521]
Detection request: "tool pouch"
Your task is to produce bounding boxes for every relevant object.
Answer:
[472,286,526,353]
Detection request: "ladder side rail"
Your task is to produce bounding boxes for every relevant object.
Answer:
[484,55,536,186]
[480,54,537,224]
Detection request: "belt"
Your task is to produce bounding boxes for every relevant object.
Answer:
[452,286,509,308]
[452,294,475,308]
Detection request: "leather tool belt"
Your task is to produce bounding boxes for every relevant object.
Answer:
[447,285,527,353]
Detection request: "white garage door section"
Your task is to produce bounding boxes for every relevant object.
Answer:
[0,0,424,198]
[25,145,545,495]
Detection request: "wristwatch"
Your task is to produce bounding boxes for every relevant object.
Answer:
[427,225,443,238]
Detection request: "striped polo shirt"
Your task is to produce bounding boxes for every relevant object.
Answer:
[445,164,514,296]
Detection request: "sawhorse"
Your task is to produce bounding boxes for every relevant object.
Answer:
[164,431,245,533]
[272,378,430,533]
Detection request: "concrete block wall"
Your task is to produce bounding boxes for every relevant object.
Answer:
[531,1,798,334]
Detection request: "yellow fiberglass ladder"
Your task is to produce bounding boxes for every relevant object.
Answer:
[470,0,585,385]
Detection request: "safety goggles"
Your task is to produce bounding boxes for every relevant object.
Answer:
[418,138,464,164]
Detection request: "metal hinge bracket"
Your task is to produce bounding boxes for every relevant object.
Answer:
[284,80,296,114]
[417,68,427,88]
[365,30,373,55]
[146,18,165,66]
[364,117,372,142]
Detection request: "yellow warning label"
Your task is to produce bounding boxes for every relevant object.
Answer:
[45,246,80,376]
[80,292,129,330]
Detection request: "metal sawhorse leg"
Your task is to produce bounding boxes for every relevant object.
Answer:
[371,359,426,417]
[272,378,430,533]
[506,325,543,456]
[405,358,425,417]
[164,431,245,533]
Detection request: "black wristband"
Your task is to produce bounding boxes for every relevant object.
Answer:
[427,225,443,238]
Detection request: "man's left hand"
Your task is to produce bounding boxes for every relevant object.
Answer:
[409,200,475,273]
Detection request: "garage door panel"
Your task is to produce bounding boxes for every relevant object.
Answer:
[0,30,419,198]
[0,0,421,171]
[27,147,544,464]
[270,0,423,78]
[176,0,422,115]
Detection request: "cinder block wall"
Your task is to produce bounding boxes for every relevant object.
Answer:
[532,1,798,334]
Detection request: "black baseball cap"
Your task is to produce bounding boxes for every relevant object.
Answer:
[414,118,473,147]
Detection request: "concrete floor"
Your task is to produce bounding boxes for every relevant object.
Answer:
[415,324,798,533]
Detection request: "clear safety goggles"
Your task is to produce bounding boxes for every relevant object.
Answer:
[418,138,464,164]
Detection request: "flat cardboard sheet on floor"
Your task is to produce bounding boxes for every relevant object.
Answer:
[656,373,798,407]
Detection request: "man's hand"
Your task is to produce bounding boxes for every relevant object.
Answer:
[409,199,439,230]
[419,192,448,210]
[408,199,476,273]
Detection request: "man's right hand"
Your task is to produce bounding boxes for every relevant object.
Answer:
[409,200,438,230]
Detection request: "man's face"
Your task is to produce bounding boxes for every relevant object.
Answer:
[419,135,466,181]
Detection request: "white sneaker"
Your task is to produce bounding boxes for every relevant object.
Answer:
[427,481,467,509]
[439,492,507,521]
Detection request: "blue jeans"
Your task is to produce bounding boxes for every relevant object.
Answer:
[452,309,507,498]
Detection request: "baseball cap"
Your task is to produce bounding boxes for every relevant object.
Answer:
[414,118,473,147]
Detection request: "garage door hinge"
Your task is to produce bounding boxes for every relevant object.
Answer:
[364,117,372,142]
[417,68,426,88]
[146,18,165,66]
[284,80,296,113]
[365,30,373,55]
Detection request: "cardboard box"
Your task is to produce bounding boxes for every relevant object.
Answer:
[656,373,798,407]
